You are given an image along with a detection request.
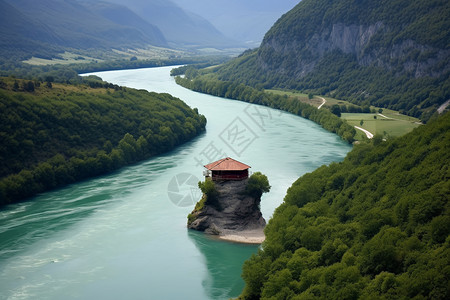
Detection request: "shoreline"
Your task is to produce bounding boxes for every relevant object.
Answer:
[217,229,265,244]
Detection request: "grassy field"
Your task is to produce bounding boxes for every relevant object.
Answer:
[22,46,188,66]
[23,52,102,65]
[266,89,421,140]
[266,89,324,107]
[342,112,421,139]
[266,89,355,108]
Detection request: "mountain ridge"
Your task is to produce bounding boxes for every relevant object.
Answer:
[0,0,239,60]
[79,1,167,47]
[259,0,449,79]
[200,0,450,121]
[97,0,241,48]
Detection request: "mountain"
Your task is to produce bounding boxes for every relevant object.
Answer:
[1,0,167,60]
[79,1,167,47]
[0,0,63,58]
[171,0,299,47]
[105,0,241,48]
[259,0,449,79]
[204,0,450,121]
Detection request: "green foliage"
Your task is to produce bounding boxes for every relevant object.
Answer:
[239,112,450,299]
[0,78,206,206]
[198,180,218,200]
[330,105,341,117]
[198,179,220,210]
[245,172,271,198]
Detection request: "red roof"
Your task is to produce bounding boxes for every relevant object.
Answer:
[204,157,251,171]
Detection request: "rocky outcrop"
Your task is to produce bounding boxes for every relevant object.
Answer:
[188,179,265,242]
[258,21,449,79]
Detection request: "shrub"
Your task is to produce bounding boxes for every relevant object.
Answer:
[245,172,271,198]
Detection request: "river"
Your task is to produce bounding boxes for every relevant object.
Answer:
[0,66,351,300]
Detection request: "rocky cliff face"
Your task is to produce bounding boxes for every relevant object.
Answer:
[188,179,265,237]
[259,21,449,79]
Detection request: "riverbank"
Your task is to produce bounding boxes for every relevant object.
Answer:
[218,229,265,244]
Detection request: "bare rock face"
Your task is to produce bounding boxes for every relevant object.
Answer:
[258,21,450,79]
[188,179,265,236]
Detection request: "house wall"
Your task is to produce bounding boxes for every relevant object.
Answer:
[211,170,248,181]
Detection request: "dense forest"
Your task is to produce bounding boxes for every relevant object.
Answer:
[175,74,356,143]
[195,0,450,122]
[0,76,206,206]
[239,112,449,299]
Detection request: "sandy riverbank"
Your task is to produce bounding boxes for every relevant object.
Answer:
[218,229,265,244]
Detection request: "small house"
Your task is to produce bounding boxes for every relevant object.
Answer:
[203,157,250,181]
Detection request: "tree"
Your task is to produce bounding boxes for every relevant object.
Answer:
[331,104,342,117]
[246,172,271,198]
[23,81,35,92]
[360,120,364,126]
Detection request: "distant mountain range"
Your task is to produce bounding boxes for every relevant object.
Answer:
[170,0,299,47]
[0,0,241,60]
[105,0,240,49]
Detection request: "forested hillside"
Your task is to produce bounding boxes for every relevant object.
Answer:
[0,0,167,61]
[0,77,206,206]
[239,112,449,299]
[204,0,450,121]
[0,0,240,62]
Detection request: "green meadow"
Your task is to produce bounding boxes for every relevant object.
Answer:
[266,89,421,140]
[342,112,421,139]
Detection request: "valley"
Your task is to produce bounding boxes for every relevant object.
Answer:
[0,0,448,299]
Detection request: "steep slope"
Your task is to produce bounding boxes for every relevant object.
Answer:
[80,1,167,47]
[1,0,168,59]
[209,0,450,121]
[240,112,450,299]
[0,0,63,58]
[188,179,266,243]
[259,0,449,78]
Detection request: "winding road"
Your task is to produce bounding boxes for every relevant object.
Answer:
[354,126,374,139]
[317,96,326,109]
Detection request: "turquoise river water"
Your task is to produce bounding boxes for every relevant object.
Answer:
[0,66,351,299]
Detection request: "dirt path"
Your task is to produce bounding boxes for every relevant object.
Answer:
[438,99,450,114]
[377,113,393,119]
[354,126,374,139]
[317,97,326,109]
